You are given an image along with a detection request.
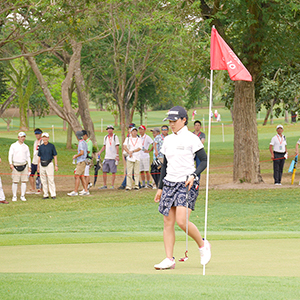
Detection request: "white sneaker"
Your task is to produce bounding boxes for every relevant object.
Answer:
[20,196,27,201]
[199,240,211,266]
[88,183,93,189]
[26,190,35,194]
[67,191,78,196]
[79,189,85,195]
[81,191,90,196]
[154,258,175,270]
[12,197,17,202]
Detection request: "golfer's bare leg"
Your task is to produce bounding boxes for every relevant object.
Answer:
[163,207,176,258]
[140,171,145,182]
[103,172,107,186]
[176,206,204,248]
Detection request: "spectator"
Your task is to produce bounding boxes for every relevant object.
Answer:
[37,132,58,199]
[139,125,153,188]
[27,128,43,194]
[192,110,197,121]
[193,120,206,168]
[123,127,142,190]
[82,130,93,190]
[98,125,120,189]
[269,124,287,185]
[0,156,8,204]
[68,131,89,196]
[161,125,169,139]
[150,127,162,188]
[118,123,136,190]
[8,132,31,202]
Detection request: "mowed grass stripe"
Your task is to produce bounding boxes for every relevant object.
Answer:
[0,189,299,236]
[0,239,299,277]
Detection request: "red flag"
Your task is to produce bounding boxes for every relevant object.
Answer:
[210,27,252,82]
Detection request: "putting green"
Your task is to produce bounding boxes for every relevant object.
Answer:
[0,239,299,277]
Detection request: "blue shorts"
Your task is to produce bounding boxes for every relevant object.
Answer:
[30,164,38,176]
[158,179,199,216]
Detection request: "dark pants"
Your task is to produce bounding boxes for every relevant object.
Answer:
[273,152,285,184]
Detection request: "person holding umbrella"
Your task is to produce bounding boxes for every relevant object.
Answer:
[153,106,211,270]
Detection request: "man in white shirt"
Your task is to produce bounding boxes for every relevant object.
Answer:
[269,124,287,185]
[28,128,43,194]
[8,132,31,201]
[98,125,120,189]
[138,125,153,188]
[123,127,142,190]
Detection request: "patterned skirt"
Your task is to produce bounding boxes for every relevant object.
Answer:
[158,179,199,216]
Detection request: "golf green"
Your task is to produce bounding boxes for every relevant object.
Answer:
[0,239,299,277]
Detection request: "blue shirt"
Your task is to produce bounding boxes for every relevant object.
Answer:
[77,139,88,163]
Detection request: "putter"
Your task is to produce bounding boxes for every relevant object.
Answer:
[179,176,190,262]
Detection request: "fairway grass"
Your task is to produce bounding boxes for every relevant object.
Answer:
[0,273,299,300]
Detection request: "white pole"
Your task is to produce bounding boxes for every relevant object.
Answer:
[101,119,103,133]
[203,118,205,132]
[222,123,225,142]
[203,69,213,276]
[52,125,55,142]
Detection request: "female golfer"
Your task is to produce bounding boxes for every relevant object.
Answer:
[154,106,211,270]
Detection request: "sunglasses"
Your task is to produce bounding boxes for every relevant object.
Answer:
[161,129,168,131]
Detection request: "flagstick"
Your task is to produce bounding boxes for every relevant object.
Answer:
[203,69,213,276]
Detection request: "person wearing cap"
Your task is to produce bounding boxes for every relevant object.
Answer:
[82,130,94,190]
[153,106,211,270]
[123,127,142,190]
[98,125,120,189]
[8,132,31,202]
[138,125,153,188]
[37,133,58,199]
[0,156,8,204]
[193,121,206,168]
[269,125,287,185]
[118,123,137,190]
[27,128,43,194]
[67,131,89,196]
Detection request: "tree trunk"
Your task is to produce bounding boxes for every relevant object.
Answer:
[233,81,263,183]
[72,42,97,145]
[285,109,289,123]
[26,54,82,134]
[0,90,16,117]
[66,123,72,149]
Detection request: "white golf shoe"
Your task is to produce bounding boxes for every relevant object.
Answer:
[199,239,211,265]
[154,257,175,270]
[20,196,27,201]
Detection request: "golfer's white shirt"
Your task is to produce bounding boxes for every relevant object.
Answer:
[8,141,31,165]
[270,134,287,153]
[139,134,153,159]
[123,137,142,162]
[161,126,203,182]
[103,134,120,159]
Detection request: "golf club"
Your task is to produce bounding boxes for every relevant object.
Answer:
[179,176,189,262]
